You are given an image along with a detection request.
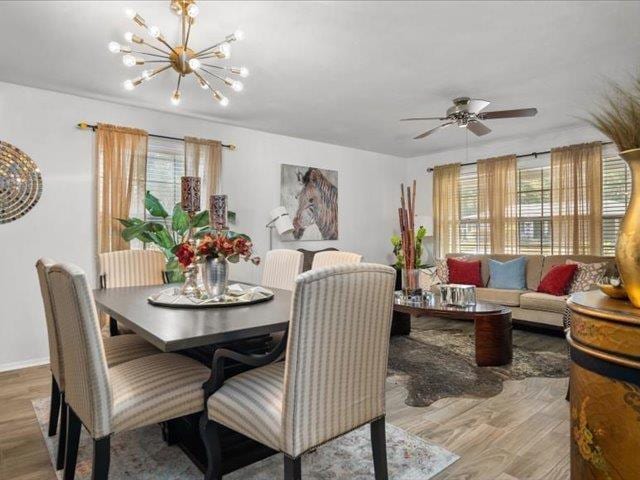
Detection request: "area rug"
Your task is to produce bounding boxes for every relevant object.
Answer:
[33,398,458,480]
[388,317,569,407]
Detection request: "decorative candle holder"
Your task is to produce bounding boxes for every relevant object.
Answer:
[210,194,228,231]
[181,176,201,213]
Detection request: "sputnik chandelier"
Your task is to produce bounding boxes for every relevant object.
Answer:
[108,0,248,107]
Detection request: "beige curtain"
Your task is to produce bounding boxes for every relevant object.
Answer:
[184,137,222,209]
[433,163,461,258]
[550,142,602,255]
[477,155,518,254]
[96,123,148,254]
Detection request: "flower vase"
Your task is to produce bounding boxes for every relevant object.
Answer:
[203,256,229,301]
[180,262,201,298]
[616,148,640,307]
[401,268,422,300]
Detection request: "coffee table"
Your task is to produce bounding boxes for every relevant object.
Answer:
[393,295,513,366]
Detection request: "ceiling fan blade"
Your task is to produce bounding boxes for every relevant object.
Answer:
[467,99,490,114]
[400,117,448,121]
[479,108,538,120]
[413,122,453,140]
[467,120,492,136]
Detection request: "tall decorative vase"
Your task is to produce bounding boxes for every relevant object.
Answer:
[616,148,640,308]
[203,256,229,301]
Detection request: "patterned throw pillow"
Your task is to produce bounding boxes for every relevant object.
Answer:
[435,258,449,283]
[419,267,440,290]
[566,260,607,293]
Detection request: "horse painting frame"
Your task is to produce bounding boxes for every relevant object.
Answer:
[280,164,338,241]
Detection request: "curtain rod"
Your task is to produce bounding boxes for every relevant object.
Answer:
[76,122,237,150]
[425,141,613,173]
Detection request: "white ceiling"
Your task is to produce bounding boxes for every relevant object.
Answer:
[1,1,639,157]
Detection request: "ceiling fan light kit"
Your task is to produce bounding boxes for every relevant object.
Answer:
[401,96,538,140]
[108,0,248,107]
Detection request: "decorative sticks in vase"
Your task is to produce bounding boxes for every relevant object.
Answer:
[398,180,421,296]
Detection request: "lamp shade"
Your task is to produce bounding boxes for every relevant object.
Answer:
[270,206,294,235]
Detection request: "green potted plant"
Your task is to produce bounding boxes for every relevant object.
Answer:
[118,191,209,282]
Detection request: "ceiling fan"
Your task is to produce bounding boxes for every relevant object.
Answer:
[401,97,538,140]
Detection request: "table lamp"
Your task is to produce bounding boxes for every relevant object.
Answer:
[266,206,294,250]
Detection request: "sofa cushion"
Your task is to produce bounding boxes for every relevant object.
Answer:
[520,292,568,314]
[447,258,483,287]
[566,259,607,293]
[476,288,523,307]
[488,257,527,290]
[541,255,615,279]
[537,264,578,296]
[447,254,544,291]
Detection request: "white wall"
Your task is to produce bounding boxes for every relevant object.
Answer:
[405,125,609,221]
[0,81,404,370]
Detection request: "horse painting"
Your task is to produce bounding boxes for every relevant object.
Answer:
[280,165,338,241]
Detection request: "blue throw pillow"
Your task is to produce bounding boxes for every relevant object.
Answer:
[488,257,527,290]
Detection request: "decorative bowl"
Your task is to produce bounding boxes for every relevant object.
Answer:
[598,283,629,300]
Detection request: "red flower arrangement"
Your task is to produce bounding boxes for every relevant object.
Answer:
[174,231,260,268]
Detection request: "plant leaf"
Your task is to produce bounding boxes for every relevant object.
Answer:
[171,203,190,235]
[144,191,169,218]
[191,210,209,228]
[117,217,143,228]
[227,253,240,263]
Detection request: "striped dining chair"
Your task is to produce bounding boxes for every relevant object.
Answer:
[47,262,211,480]
[261,249,304,292]
[98,249,166,335]
[201,263,396,480]
[36,258,161,471]
[310,250,363,269]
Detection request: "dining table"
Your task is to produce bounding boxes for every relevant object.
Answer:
[93,282,291,475]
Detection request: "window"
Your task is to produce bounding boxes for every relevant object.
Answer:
[516,161,551,254]
[455,148,630,256]
[602,155,631,255]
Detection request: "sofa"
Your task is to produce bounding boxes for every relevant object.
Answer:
[432,253,615,329]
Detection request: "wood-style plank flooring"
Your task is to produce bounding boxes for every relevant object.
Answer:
[0,326,570,480]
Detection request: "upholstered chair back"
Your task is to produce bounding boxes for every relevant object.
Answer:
[310,250,363,270]
[36,258,65,388]
[48,263,112,438]
[282,263,396,457]
[98,249,165,288]
[261,249,304,291]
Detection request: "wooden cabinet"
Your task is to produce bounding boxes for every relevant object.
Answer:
[567,291,640,480]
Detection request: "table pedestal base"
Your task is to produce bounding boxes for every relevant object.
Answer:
[474,310,513,366]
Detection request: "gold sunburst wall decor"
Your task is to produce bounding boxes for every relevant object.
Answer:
[108,0,248,107]
[0,141,42,224]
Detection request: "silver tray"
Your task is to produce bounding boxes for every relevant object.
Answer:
[147,284,274,309]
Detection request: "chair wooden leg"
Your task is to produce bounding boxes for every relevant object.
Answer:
[371,416,388,480]
[55,396,67,470]
[64,407,82,480]
[109,317,120,336]
[199,414,222,480]
[284,455,301,480]
[92,437,110,480]
[48,375,61,437]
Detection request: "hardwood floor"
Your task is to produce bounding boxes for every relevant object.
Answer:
[0,332,570,480]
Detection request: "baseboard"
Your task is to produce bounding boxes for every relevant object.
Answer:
[0,357,50,373]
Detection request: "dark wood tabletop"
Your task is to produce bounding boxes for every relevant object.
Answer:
[94,283,291,352]
[393,297,508,319]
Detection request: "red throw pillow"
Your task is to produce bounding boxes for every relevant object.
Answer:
[447,258,483,287]
[537,264,578,296]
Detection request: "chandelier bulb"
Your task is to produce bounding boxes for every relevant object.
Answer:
[227,30,245,42]
[214,42,231,59]
[171,90,181,106]
[188,58,201,70]
[148,25,161,39]
[187,4,200,18]
[122,54,140,67]
[142,70,154,81]
[124,8,136,20]
[124,32,133,42]
[198,77,209,89]
[123,79,135,91]
[213,90,229,106]
[231,80,244,92]
[108,41,121,53]
[230,66,249,78]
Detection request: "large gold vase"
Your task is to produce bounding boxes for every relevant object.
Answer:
[616,148,640,308]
